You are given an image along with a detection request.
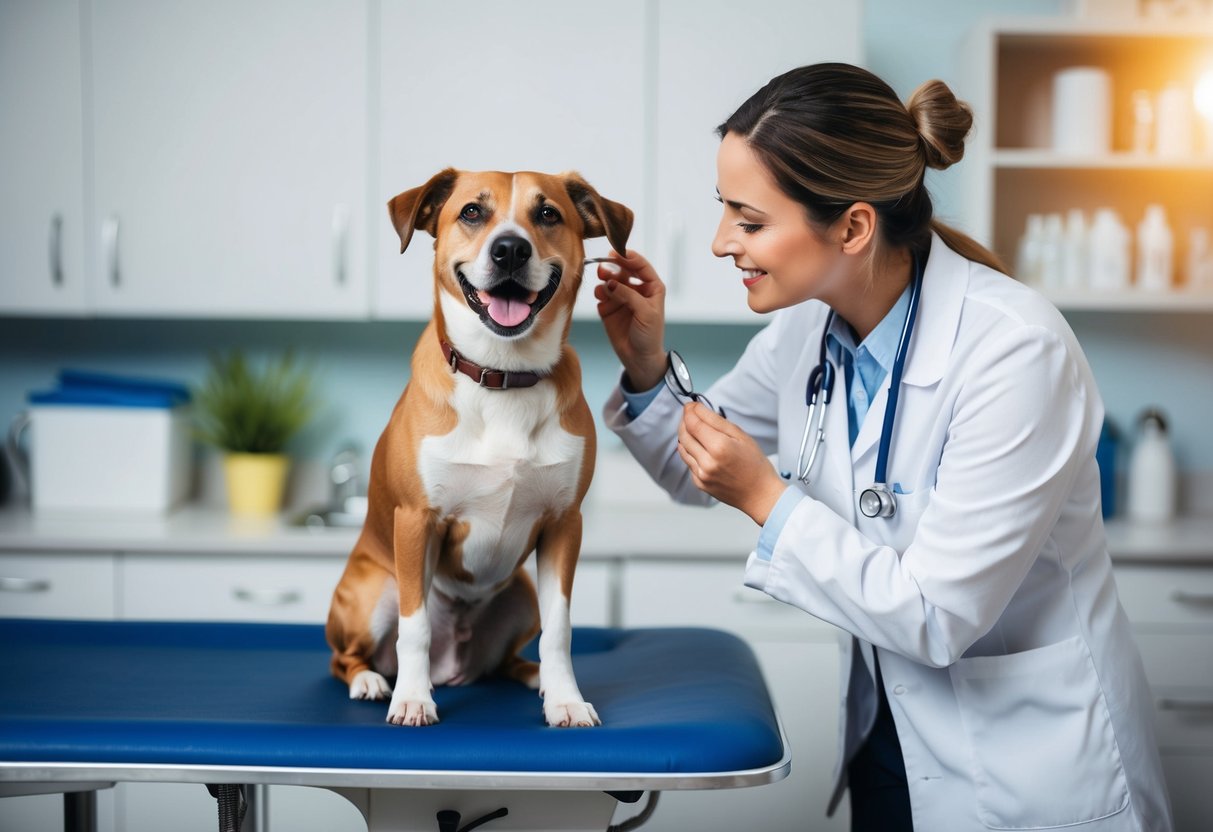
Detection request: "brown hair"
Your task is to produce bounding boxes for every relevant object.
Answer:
[717,62,1007,275]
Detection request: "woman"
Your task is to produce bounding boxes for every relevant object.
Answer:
[594,63,1171,832]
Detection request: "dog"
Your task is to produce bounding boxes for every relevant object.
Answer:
[326,168,632,728]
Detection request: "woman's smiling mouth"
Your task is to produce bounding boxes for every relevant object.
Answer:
[741,268,767,288]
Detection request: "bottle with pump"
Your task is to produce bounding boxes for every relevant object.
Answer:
[1127,408,1178,523]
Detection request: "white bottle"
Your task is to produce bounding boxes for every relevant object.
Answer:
[1135,204,1173,291]
[1016,214,1045,285]
[1127,409,1178,523]
[1188,228,1211,291]
[1088,208,1131,291]
[1061,209,1087,290]
[1039,213,1065,290]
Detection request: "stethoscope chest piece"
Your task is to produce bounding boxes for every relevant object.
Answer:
[859,483,897,519]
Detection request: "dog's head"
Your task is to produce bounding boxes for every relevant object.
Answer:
[388,170,632,345]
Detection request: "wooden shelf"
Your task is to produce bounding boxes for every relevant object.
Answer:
[992,149,1213,170]
[1041,288,1213,312]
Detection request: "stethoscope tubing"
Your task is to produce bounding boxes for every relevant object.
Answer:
[793,255,924,515]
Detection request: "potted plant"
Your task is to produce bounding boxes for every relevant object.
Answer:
[193,350,316,516]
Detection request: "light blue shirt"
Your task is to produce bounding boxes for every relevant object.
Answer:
[757,286,911,560]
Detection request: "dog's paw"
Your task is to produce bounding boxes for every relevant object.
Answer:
[386,695,439,727]
[544,700,601,728]
[349,670,392,701]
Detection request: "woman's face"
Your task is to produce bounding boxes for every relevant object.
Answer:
[711,132,850,314]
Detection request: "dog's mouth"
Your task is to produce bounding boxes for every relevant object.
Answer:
[455,265,562,337]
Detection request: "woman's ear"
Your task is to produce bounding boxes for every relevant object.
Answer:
[839,202,877,255]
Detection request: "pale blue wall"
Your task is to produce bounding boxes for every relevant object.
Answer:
[2,0,1211,498]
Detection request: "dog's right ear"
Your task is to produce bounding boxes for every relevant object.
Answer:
[387,168,459,254]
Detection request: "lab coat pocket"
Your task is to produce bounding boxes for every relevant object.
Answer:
[949,636,1129,830]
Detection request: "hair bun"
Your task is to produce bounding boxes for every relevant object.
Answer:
[907,79,973,171]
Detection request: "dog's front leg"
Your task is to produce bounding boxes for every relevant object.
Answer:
[387,505,439,726]
[535,510,600,727]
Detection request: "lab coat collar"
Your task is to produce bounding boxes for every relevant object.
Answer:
[849,232,967,463]
[901,231,968,388]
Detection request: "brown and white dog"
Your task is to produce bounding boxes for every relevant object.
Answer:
[326,168,632,728]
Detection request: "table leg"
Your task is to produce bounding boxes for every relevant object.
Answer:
[63,790,96,832]
[243,784,269,832]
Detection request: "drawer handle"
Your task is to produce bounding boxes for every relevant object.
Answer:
[232,587,302,606]
[1157,698,1213,713]
[1170,590,1213,607]
[0,577,52,593]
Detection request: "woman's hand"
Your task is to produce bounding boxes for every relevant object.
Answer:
[593,249,667,392]
[678,403,787,526]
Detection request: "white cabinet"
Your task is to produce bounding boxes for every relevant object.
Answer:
[651,0,861,323]
[0,0,88,315]
[373,0,649,321]
[0,552,116,619]
[119,553,343,623]
[958,19,1213,312]
[87,0,369,318]
[620,559,848,832]
[1114,563,1213,829]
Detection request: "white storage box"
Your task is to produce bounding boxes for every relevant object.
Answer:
[13,372,193,513]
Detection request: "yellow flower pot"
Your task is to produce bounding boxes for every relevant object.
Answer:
[223,453,289,516]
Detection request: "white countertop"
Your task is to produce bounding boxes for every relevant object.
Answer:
[0,502,1209,563]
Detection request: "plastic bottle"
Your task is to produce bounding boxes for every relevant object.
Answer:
[1087,208,1131,291]
[1039,213,1065,290]
[1135,204,1173,291]
[1061,209,1087,290]
[1188,228,1212,291]
[1016,214,1044,285]
[1127,408,1178,523]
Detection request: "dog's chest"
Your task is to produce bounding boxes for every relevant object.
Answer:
[417,384,584,565]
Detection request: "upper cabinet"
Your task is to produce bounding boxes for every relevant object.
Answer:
[87,0,369,318]
[0,0,87,315]
[958,18,1213,312]
[374,0,648,321]
[0,1,862,322]
[651,0,862,323]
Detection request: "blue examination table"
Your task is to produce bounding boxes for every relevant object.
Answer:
[0,619,788,831]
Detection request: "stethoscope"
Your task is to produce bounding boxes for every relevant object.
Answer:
[789,255,923,519]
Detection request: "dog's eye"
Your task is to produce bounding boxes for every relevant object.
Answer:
[460,204,483,223]
[538,205,561,225]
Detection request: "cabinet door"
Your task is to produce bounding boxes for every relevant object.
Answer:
[374,0,647,320]
[0,0,87,314]
[0,553,116,619]
[621,560,848,831]
[652,0,860,323]
[88,0,368,318]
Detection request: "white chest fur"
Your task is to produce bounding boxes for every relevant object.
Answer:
[417,378,585,596]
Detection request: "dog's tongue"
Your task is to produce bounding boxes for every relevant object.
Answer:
[478,290,538,328]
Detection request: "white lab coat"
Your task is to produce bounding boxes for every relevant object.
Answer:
[604,234,1173,831]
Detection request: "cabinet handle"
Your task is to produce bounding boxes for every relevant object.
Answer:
[332,203,350,286]
[232,587,302,606]
[1170,590,1213,608]
[102,214,121,287]
[1157,698,1213,713]
[0,576,52,594]
[49,214,64,287]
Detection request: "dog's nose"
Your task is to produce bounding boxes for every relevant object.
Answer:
[490,235,532,273]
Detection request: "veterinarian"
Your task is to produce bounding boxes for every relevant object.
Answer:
[593,62,1172,832]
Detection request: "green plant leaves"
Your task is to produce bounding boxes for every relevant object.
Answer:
[192,350,316,454]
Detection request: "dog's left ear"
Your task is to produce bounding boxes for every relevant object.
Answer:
[562,173,634,256]
[387,168,459,254]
